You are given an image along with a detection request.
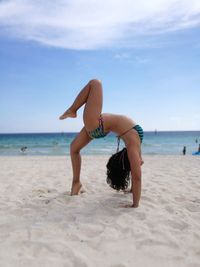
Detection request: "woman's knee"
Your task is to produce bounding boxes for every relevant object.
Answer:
[70,142,80,155]
[89,79,102,87]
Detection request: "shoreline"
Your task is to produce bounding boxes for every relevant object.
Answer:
[1,131,200,157]
[1,130,200,134]
[0,154,199,158]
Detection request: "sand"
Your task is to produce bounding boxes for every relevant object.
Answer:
[0,155,200,267]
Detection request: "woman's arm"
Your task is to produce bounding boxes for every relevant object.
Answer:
[127,145,142,207]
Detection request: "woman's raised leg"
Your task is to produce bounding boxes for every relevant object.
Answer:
[83,79,103,130]
[59,81,91,120]
[59,79,103,131]
[70,127,92,195]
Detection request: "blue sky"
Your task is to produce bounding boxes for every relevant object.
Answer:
[0,0,200,133]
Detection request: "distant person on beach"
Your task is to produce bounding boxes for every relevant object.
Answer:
[59,79,143,208]
[20,146,27,153]
[198,144,200,153]
[182,146,186,155]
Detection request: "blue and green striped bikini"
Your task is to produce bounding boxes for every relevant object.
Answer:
[119,124,144,142]
[88,115,108,139]
[116,124,144,151]
[132,124,144,143]
[88,115,144,144]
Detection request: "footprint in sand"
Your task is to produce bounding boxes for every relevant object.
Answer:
[166,219,189,230]
[33,187,51,196]
[185,203,199,212]
[174,196,187,202]
[191,198,200,204]
[135,211,146,220]
[32,187,58,203]
[165,205,174,214]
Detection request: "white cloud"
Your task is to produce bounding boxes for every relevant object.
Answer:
[0,0,200,50]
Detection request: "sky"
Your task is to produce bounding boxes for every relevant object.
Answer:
[0,0,200,133]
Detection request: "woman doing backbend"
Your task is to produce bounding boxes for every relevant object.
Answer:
[59,79,143,208]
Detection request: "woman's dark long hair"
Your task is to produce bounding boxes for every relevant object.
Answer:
[106,148,131,191]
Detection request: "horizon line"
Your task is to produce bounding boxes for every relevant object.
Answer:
[0,130,200,135]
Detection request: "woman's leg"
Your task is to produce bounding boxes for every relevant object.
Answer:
[82,79,103,130]
[70,127,92,195]
[59,79,103,131]
[59,81,91,120]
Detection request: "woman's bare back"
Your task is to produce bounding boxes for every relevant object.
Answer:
[102,113,136,136]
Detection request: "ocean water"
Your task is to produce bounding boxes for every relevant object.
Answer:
[0,131,200,156]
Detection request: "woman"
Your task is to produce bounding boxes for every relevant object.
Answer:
[59,79,143,208]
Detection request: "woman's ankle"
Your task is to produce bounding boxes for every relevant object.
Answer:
[71,181,82,195]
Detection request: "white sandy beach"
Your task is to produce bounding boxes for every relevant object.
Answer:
[0,155,200,267]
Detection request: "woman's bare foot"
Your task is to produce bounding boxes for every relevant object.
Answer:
[71,181,85,195]
[59,109,77,120]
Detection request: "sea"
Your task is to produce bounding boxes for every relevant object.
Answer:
[0,131,200,156]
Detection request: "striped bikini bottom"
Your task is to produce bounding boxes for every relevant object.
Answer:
[88,115,108,139]
[133,124,144,143]
[116,124,144,152]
